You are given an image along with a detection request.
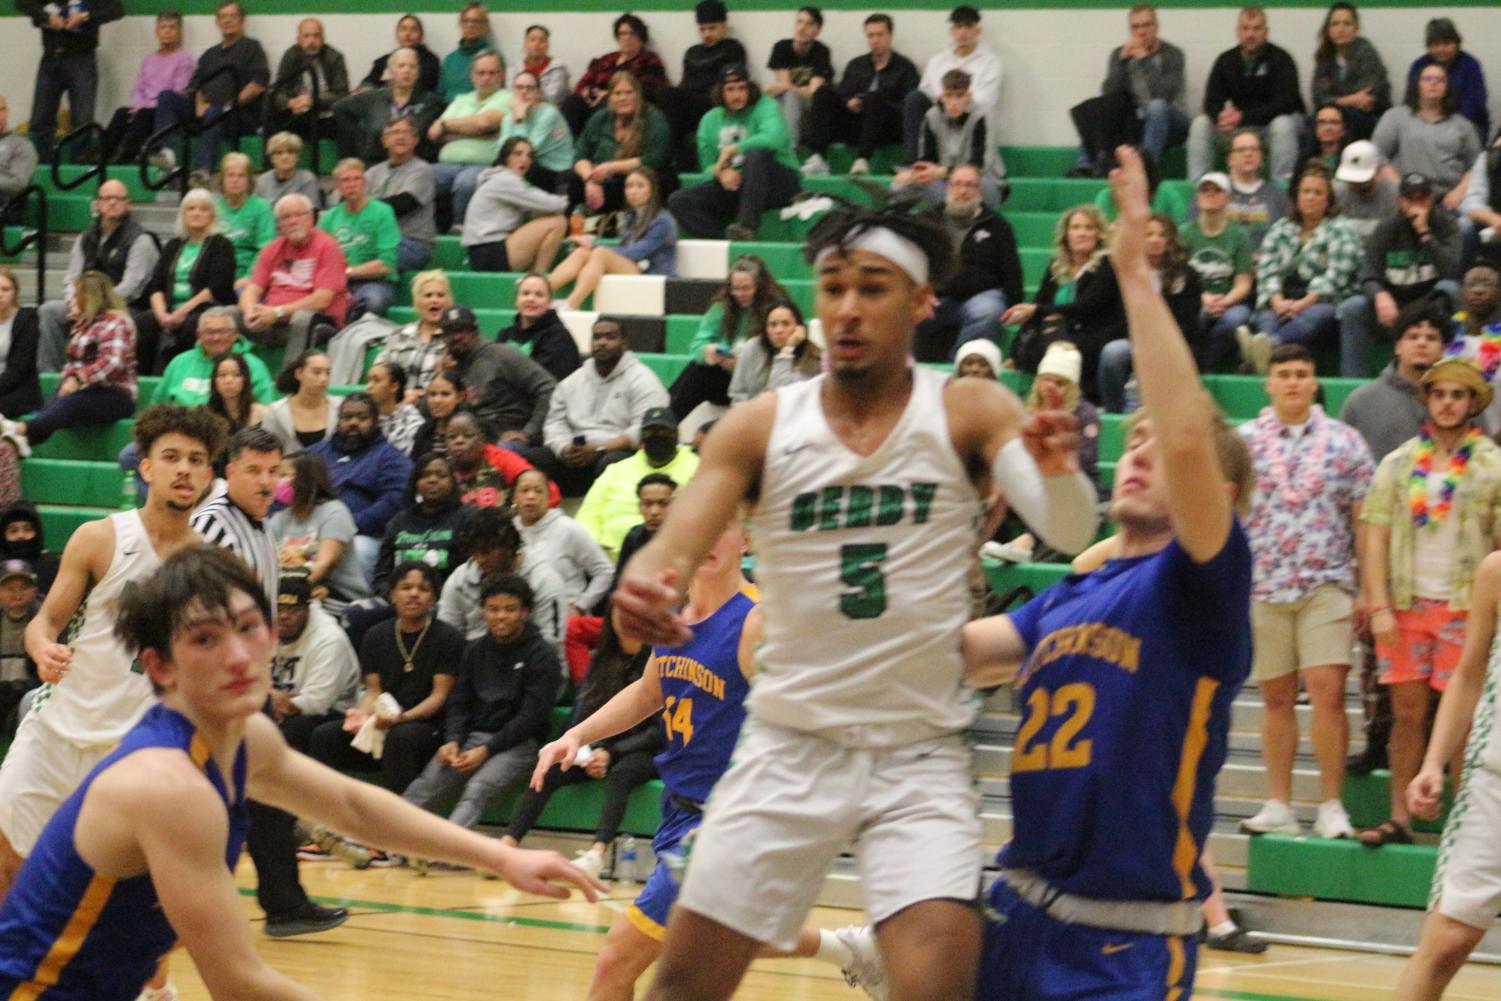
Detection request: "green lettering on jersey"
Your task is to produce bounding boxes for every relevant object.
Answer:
[817,486,844,531]
[876,485,905,526]
[911,482,938,524]
[845,485,874,529]
[790,492,817,531]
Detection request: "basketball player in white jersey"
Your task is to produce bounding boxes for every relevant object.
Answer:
[613,205,1100,1001]
[1396,549,1501,999]
[0,405,224,900]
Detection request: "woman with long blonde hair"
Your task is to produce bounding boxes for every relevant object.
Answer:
[0,271,137,454]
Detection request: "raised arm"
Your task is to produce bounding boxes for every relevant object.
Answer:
[1110,146,1231,563]
[612,393,771,645]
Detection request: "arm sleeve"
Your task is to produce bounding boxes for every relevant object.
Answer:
[640,110,673,172]
[372,518,398,594]
[374,207,401,274]
[486,650,563,755]
[202,236,238,303]
[0,311,38,400]
[622,368,669,448]
[1428,215,1465,284]
[615,216,673,264]
[687,303,725,358]
[736,97,792,157]
[1461,158,1492,223]
[381,193,421,218]
[1371,109,1400,164]
[437,571,466,633]
[695,110,718,172]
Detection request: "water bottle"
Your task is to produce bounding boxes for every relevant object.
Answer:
[617,835,640,882]
[120,470,138,510]
[1123,376,1140,414]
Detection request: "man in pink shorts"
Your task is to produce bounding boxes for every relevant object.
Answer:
[1361,359,1501,847]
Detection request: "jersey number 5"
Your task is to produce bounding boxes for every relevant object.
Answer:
[1011,683,1095,773]
[840,543,888,619]
[663,695,694,746]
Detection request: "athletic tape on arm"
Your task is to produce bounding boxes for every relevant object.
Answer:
[991,437,1100,556]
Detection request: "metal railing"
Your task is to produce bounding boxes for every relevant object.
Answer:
[0,185,49,306]
[264,62,324,177]
[50,122,105,192]
[139,64,245,197]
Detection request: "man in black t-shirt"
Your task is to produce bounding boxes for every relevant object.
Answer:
[152,0,270,174]
[802,13,917,176]
[765,6,834,150]
[308,562,465,801]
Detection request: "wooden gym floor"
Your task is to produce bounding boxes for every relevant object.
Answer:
[167,859,1501,1000]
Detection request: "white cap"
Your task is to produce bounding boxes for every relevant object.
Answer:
[1336,140,1379,184]
[1196,171,1232,193]
[954,338,1002,376]
[1037,341,1083,385]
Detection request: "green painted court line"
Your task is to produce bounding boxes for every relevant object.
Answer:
[237,888,612,934]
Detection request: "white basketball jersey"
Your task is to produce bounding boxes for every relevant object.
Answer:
[1474,612,1501,776]
[746,367,983,747]
[28,511,160,746]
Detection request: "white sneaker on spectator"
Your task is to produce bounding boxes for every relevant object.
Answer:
[573,847,605,880]
[1239,799,1301,836]
[0,416,31,459]
[1248,332,1274,375]
[147,147,176,172]
[1313,800,1355,839]
[849,157,872,176]
[801,153,830,176]
[834,925,888,1001]
[136,979,178,1001]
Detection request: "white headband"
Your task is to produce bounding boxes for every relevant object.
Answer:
[813,226,931,286]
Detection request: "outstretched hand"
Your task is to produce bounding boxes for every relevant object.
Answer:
[1107,146,1153,277]
[613,567,690,647]
[1019,411,1081,477]
[491,846,609,901]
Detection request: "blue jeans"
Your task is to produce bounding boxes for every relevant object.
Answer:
[1139,99,1189,162]
[1337,281,1461,378]
[397,236,432,273]
[1254,302,1340,348]
[1098,339,1134,413]
[154,90,234,170]
[27,384,133,445]
[1198,303,1252,371]
[349,279,397,318]
[29,53,98,160]
[432,162,485,226]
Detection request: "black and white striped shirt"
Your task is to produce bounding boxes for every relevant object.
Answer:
[191,494,279,606]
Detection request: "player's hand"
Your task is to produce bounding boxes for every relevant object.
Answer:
[585,748,611,778]
[1107,146,1152,277]
[490,846,609,901]
[532,734,581,788]
[35,642,73,683]
[1407,766,1446,820]
[613,567,691,646]
[454,746,490,772]
[1019,411,1081,477]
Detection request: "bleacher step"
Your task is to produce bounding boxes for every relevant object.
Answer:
[1247,834,1437,909]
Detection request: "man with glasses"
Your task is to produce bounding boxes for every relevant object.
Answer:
[429,51,510,226]
[37,180,159,373]
[238,193,349,357]
[1067,4,1186,178]
[498,71,574,192]
[152,1,269,178]
[1188,5,1304,184]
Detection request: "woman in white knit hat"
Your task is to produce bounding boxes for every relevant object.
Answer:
[1026,341,1102,496]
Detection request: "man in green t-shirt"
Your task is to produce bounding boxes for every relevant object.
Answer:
[429,50,511,226]
[319,158,401,319]
[1181,172,1254,371]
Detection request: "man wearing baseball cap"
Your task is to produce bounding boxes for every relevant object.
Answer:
[1333,140,1400,241]
[0,560,38,734]
[1361,358,1501,849]
[669,62,801,242]
[1182,171,1255,372]
[576,406,701,558]
[903,6,1003,165]
[1338,171,1462,378]
[438,304,557,446]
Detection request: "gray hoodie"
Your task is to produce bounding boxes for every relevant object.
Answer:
[461,167,569,247]
[542,351,669,453]
[438,554,566,662]
[516,508,615,615]
[0,133,38,200]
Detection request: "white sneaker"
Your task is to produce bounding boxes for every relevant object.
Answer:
[136,980,178,1001]
[834,925,889,1001]
[1314,799,1355,839]
[801,152,830,176]
[0,416,31,459]
[1239,799,1301,836]
[573,847,605,880]
[1249,332,1274,375]
[147,147,176,172]
[849,157,872,176]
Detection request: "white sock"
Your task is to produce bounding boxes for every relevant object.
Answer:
[815,929,854,968]
[1209,920,1238,938]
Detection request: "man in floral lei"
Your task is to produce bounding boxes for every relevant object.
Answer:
[1360,357,1501,847]
[1238,342,1375,843]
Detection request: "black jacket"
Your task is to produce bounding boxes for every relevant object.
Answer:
[939,207,1025,307]
[362,45,441,95]
[0,501,58,594]
[78,215,158,306]
[445,621,562,756]
[0,308,40,418]
[1200,43,1305,125]
[271,44,351,113]
[18,0,122,58]
[499,310,581,383]
[146,235,238,310]
[835,52,919,114]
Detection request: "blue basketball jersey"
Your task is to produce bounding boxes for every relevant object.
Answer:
[998,524,1252,902]
[652,585,758,804]
[0,705,249,1001]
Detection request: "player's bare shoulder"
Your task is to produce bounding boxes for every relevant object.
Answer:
[62,515,120,582]
[943,373,1027,456]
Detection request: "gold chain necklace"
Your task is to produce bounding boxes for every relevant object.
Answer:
[395,617,433,673]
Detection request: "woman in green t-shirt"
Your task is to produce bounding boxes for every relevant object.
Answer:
[139,188,238,374]
[216,152,276,290]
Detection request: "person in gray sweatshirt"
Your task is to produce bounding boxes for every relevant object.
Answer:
[0,99,37,213]
[534,317,669,496]
[513,468,614,618]
[462,136,569,273]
